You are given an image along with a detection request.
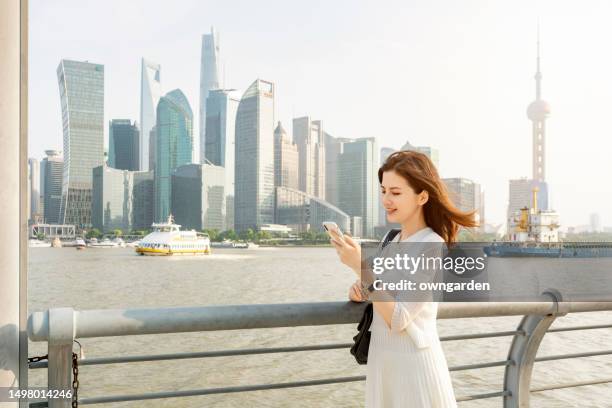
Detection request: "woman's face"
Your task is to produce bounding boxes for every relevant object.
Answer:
[380,170,427,224]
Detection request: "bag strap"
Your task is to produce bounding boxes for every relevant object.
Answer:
[382,229,401,248]
[356,303,373,330]
[361,229,402,294]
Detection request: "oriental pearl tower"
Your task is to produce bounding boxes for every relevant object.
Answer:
[526,29,551,183]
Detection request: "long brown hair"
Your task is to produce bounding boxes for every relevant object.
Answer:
[378,150,478,244]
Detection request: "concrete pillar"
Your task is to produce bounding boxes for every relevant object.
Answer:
[0,0,28,407]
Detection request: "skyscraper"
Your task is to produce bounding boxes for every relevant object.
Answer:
[293,116,325,199]
[274,121,299,190]
[590,213,602,233]
[234,79,275,232]
[148,126,157,173]
[109,119,139,171]
[40,150,63,224]
[199,27,221,164]
[275,186,350,234]
[204,89,240,229]
[132,170,154,230]
[171,163,225,231]
[92,165,154,232]
[140,58,161,171]
[379,147,396,226]
[28,158,41,223]
[380,147,395,164]
[57,59,104,228]
[400,141,439,169]
[92,165,133,232]
[443,178,484,228]
[154,89,194,222]
[337,137,379,238]
[507,178,548,224]
[324,132,354,207]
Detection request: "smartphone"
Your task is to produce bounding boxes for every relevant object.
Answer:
[323,221,344,240]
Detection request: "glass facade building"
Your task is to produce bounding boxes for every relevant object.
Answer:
[293,116,325,199]
[171,164,225,231]
[443,177,485,228]
[199,27,221,164]
[507,178,547,228]
[324,133,354,207]
[109,119,139,171]
[154,89,194,222]
[92,165,131,232]
[140,58,161,171]
[234,79,275,232]
[92,165,153,232]
[148,126,157,173]
[28,158,41,222]
[337,137,379,238]
[133,171,154,231]
[40,150,63,224]
[57,59,105,228]
[274,121,299,190]
[275,187,349,234]
[379,147,396,227]
[400,140,439,169]
[204,89,240,229]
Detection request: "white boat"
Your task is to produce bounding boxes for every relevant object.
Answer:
[89,238,119,248]
[112,237,126,248]
[135,215,211,256]
[126,240,141,248]
[63,238,86,248]
[73,238,86,250]
[28,239,51,248]
[211,240,237,248]
[233,242,259,249]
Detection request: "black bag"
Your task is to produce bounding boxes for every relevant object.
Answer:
[350,303,374,365]
[350,229,401,365]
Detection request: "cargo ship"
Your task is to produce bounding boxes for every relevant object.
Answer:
[484,187,612,258]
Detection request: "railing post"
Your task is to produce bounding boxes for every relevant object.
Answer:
[503,290,569,407]
[48,308,75,408]
[0,1,28,407]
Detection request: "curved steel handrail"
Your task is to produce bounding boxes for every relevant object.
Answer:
[27,299,612,407]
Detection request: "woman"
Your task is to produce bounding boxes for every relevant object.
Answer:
[330,150,477,407]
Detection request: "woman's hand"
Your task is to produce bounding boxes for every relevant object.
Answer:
[330,231,361,276]
[349,279,367,302]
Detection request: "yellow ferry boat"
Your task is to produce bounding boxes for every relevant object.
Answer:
[135,215,211,256]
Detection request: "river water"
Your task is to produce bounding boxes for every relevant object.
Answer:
[27,247,612,407]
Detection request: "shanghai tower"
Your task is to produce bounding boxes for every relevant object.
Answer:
[199,27,221,164]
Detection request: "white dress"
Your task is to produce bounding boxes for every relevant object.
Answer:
[365,227,457,408]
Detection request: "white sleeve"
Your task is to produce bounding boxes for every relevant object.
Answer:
[390,242,441,334]
[390,301,428,333]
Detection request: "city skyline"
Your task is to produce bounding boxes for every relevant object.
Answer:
[28,0,612,227]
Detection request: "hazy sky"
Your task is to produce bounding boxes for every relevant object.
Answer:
[29,0,612,228]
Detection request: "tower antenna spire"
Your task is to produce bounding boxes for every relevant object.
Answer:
[535,19,542,100]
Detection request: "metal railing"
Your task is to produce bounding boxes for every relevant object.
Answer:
[27,294,612,407]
